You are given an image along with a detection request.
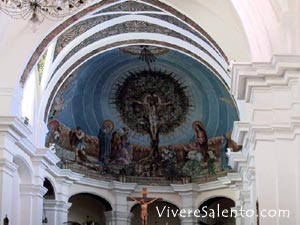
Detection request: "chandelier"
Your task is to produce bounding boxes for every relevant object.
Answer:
[0,0,87,23]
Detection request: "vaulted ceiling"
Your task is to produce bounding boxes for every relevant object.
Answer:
[49,46,238,146]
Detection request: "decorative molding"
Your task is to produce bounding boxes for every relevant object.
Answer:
[0,159,18,177]
[0,116,32,140]
[109,181,137,191]
[171,183,199,193]
[231,122,250,145]
[52,20,226,79]
[248,121,300,142]
[198,180,229,192]
[0,116,36,157]
[34,148,60,167]
[53,14,124,59]
[20,0,228,86]
[16,137,36,157]
[75,177,111,189]
[136,185,173,193]
[44,38,228,122]
[43,200,72,212]
[227,151,247,172]
[20,184,48,197]
[46,165,84,182]
[231,55,300,101]
[95,1,162,14]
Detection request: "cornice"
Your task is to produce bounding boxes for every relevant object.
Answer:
[33,148,60,167]
[0,116,32,140]
[20,184,48,197]
[109,180,137,192]
[231,122,250,146]
[0,159,18,176]
[46,165,84,182]
[171,183,199,193]
[228,151,247,171]
[43,200,72,211]
[231,54,300,101]
[248,120,300,144]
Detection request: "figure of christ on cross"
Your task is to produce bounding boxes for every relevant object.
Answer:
[135,94,171,159]
[127,188,162,225]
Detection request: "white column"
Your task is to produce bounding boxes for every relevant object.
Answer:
[0,160,17,221]
[172,184,197,225]
[109,181,136,225]
[0,117,25,222]
[230,55,300,225]
[20,184,48,225]
[43,200,72,225]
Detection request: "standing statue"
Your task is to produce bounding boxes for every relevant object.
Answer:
[135,94,171,158]
[127,188,162,225]
[98,120,114,164]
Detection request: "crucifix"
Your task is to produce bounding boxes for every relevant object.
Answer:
[127,188,162,225]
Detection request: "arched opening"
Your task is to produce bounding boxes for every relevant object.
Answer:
[198,197,235,225]
[68,193,112,224]
[43,178,55,200]
[11,156,33,225]
[131,201,180,225]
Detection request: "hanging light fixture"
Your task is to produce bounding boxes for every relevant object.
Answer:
[0,0,87,23]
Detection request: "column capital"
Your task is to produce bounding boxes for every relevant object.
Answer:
[20,184,48,198]
[109,181,137,193]
[231,54,300,101]
[171,183,198,193]
[0,159,18,177]
[0,116,32,139]
[43,199,72,213]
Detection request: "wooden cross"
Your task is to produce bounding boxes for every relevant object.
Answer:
[127,188,162,225]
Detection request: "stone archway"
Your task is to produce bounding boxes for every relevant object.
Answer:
[68,193,112,224]
[198,197,235,225]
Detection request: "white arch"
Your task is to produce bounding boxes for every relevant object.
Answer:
[13,155,34,184]
[197,194,236,209]
[68,191,113,210]
[43,176,57,200]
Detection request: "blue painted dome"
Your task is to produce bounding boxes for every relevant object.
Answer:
[49,46,238,146]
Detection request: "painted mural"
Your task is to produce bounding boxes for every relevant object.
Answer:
[46,46,241,184]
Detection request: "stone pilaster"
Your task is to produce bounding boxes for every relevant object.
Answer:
[19,184,48,225]
[230,55,300,225]
[109,181,136,225]
[0,160,17,222]
[172,184,198,225]
[105,211,133,225]
[43,199,72,225]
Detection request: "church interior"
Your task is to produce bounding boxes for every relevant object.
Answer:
[0,0,299,225]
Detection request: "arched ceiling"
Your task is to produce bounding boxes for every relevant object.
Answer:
[48,46,239,146]
[19,0,250,87]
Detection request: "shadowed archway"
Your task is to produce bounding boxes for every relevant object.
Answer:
[68,193,112,224]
